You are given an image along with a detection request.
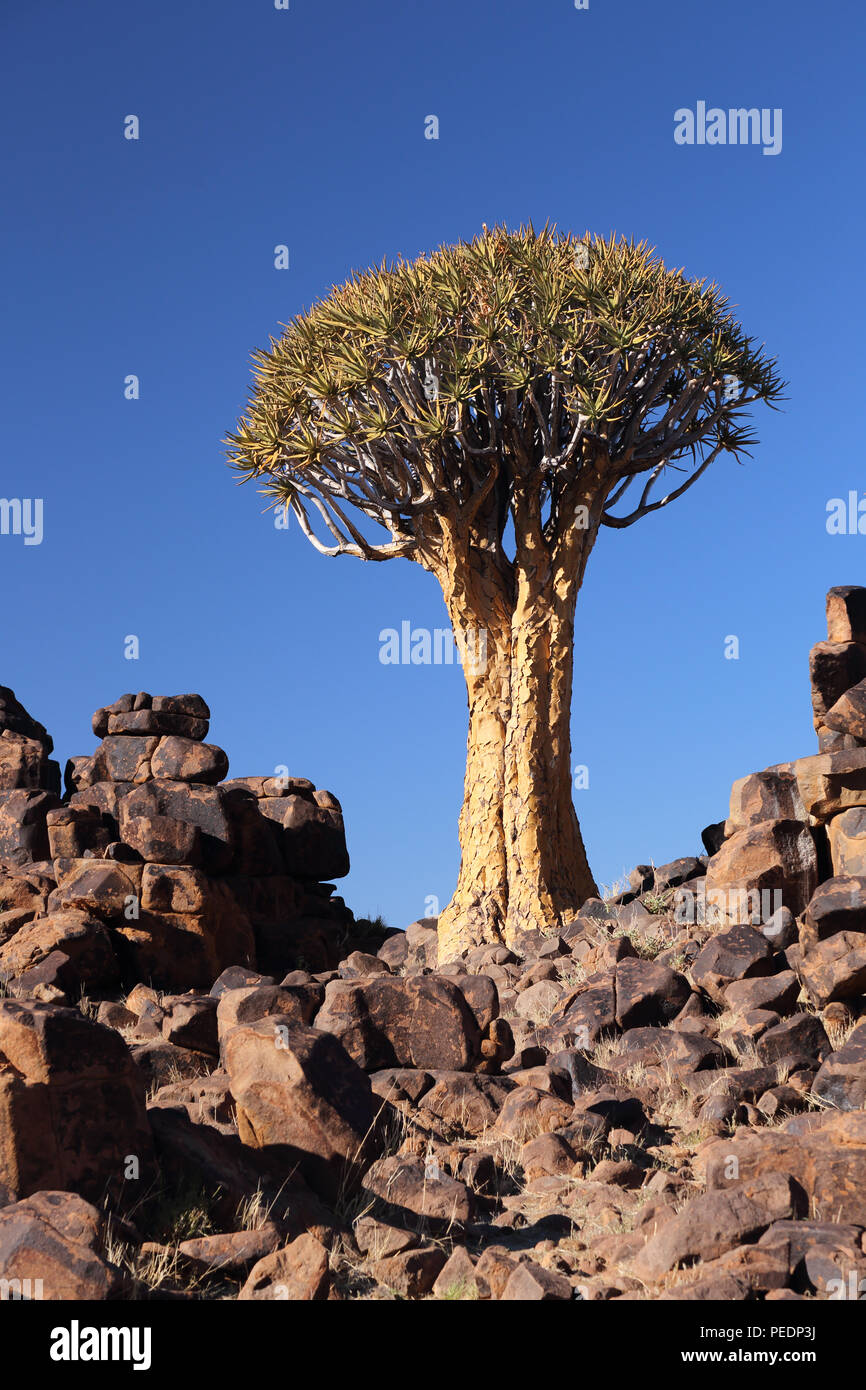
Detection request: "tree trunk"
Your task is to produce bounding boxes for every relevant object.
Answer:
[435,509,600,959]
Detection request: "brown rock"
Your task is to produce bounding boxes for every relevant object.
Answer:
[634,1174,798,1279]
[803,876,866,943]
[362,1155,473,1229]
[150,737,229,785]
[224,1019,382,1201]
[704,1111,866,1224]
[372,1245,447,1298]
[826,586,866,645]
[0,1190,118,1300]
[705,821,818,924]
[794,747,866,821]
[178,1224,281,1276]
[314,975,481,1072]
[691,923,775,998]
[614,957,691,1029]
[797,931,866,1006]
[723,970,800,1016]
[238,1233,330,1300]
[0,1000,152,1202]
[0,789,61,863]
[0,909,118,997]
[812,1019,866,1110]
[501,1260,573,1300]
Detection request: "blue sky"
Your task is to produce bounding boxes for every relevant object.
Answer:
[2,0,864,927]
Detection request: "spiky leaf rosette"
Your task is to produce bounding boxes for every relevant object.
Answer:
[226,225,784,560]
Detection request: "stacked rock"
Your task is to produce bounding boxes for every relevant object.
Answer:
[705,585,866,1014]
[0,689,353,995]
[0,686,61,864]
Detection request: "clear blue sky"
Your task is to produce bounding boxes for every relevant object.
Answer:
[2,0,864,926]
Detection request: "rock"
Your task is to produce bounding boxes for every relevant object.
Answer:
[797,931,866,1006]
[514,978,563,1022]
[548,980,617,1046]
[725,767,806,835]
[258,794,349,880]
[802,876,866,944]
[812,1020,866,1109]
[691,923,775,998]
[313,975,481,1072]
[614,957,691,1029]
[120,780,234,874]
[150,737,229,785]
[362,1155,473,1230]
[403,920,439,970]
[0,789,61,862]
[501,1260,573,1300]
[827,807,866,877]
[216,983,322,1046]
[372,1245,447,1298]
[115,879,255,993]
[130,1038,212,1087]
[0,731,59,794]
[824,678,866,742]
[705,821,818,925]
[826,586,866,645]
[0,1191,119,1299]
[809,641,866,731]
[793,748,866,822]
[633,1174,798,1279]
[704,1110,866,1224]
[520,1132,578,1180]
[756,1013,830,1068]
[48,859,141,918]
[161,995,219,1055]
[494,1086,574,1141]
[377,932,408,971]
[702,822,727,856]
[0,999,152,1202]
[0,910,118,997]
[238,1233,330,1300]
[223,1019,382,1201]
[177,1224,282,1276]
[723,971,800,1016]
[418,1072,515,1136]
[433,1245,485,1300]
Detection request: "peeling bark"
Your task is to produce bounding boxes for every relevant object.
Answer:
[434,490,602,959]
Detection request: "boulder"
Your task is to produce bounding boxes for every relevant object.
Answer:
[827,808,866,877]
[223,1019,382,1201]
[238,1233,330,1301]
[0,999,152,1202]
[0,909,118,998]
[614,957,691,1029]
[704,1111,866,1224]
[812,1020,866,1110]
[796,931,866,1006]
[150,737,229,785]
[0,1191,119,1300]
[313,975,481,1072]
[705,820,817,923]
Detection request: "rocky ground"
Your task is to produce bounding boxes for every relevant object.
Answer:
[3,585,866,1302]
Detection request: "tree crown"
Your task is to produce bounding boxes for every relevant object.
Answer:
[227,225,784,561]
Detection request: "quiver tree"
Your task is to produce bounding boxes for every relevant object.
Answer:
[227,226,783,958]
